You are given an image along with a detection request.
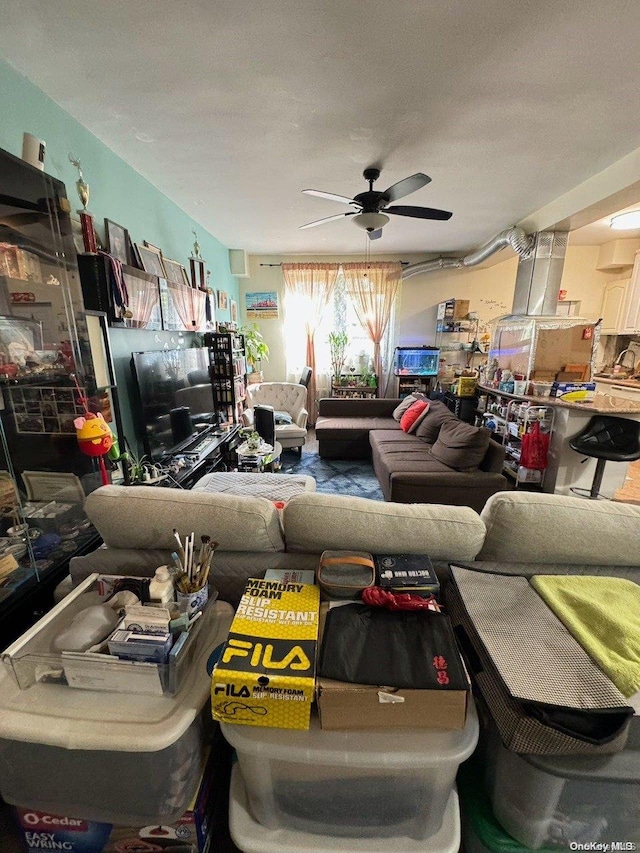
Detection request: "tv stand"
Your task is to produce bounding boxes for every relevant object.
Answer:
[143,425,241,489]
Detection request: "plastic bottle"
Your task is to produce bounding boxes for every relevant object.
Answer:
[149,566,174,604]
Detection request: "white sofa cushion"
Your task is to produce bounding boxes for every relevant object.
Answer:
[284,492,486,559]
[84,485,285,552]
[479,492,640,565]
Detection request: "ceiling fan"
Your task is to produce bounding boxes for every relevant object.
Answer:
[300,167,452,240]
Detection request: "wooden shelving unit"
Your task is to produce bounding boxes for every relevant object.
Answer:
[204,332,247,424]
[331,374,377,399]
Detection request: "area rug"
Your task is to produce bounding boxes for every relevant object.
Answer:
[281,450,384,501]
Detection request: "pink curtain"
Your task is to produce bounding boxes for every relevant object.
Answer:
[128,279,158,329]
[341,262,402,390]
[282,263,340,424]
[167,282,207,331]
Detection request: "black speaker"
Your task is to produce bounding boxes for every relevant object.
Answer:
[170,406,193,445]
[254,405,275,447]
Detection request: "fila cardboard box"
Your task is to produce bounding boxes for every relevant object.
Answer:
[212,578,320,730]
[315,604,470,731]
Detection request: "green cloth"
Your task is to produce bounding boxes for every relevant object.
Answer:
[531,575,640,699]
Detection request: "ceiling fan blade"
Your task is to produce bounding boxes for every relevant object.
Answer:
[367,229,383,240]
[302,189,358,206]
[381,173,431,204]
[299,212,355,230]
[386,205,452,221]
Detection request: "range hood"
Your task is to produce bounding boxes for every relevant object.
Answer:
[509,230,569,317]
[488,231,599,382]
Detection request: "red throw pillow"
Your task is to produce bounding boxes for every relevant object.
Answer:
[400,399,430,433]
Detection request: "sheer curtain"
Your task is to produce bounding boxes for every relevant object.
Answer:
[128,279,158,329]
[282,263,340,424]
[341,262,402,394]
[167,282,207,331]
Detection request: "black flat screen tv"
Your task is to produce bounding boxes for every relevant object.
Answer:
[131,348,215,460]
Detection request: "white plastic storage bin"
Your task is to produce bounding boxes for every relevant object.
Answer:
[229,764,461,853]
[488,734,640,849]
[221,700,478,841]
[0,600,233,825]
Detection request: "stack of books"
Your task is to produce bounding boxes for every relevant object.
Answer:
[373,554,440,599]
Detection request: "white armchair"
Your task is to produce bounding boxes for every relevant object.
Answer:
[242,382,308,453]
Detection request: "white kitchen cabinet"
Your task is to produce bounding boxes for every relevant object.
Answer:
[621,251,640,333]
[600,277,630,333]
[599,250,640,334]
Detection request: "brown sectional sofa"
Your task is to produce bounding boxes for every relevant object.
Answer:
[315,397,507,511]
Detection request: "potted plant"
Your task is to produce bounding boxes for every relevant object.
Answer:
[124,448,149,484]
[328,330,349,386]
[241,323,270,383]
[246,430,262,451]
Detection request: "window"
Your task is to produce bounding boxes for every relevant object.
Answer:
[283,269,396,388]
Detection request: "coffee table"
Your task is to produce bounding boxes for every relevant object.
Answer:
[236,439,283,473]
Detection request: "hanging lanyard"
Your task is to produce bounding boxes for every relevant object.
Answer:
[99,251,129,311]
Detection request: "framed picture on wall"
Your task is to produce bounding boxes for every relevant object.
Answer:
[189,257,206,291]
[162,257,189,287]
[230,299,238,324]
[104,219,132,265]
[135,243,166,278]
[217,289,228,311]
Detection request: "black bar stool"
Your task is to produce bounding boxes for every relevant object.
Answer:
[569,415,640,499]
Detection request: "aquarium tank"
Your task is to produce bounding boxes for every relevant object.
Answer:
[393,347,440,376]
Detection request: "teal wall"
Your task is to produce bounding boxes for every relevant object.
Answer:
[0,61,238,451]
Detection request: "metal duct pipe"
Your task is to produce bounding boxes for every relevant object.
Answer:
[402,227,534,280]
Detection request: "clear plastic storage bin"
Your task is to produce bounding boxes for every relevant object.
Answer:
[1,573,216,696]
[487,733,640,849]
[221,700,478,841]
[0,600,233,825]
[229,765,461,853]
[459,759,557,853]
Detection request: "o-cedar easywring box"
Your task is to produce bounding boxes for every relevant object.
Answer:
[212,579,320,730]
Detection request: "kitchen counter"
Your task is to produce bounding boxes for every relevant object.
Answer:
[477,384,640,496]
[477,384,640,414]
[594,374,640,388]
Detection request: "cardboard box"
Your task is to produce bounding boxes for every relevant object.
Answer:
[211,578,320,730]
[550,381,596,402]
[315,604,470,731]
[11,748,218,853]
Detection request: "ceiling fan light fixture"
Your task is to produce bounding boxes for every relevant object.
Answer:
[610,210,640,230]
[352,211,390,232]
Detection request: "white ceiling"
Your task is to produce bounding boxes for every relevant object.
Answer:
[569,202,640,245]
[3,0,640,256]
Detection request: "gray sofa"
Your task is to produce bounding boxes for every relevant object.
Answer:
[315,397,507,511]
[69,487,640,606]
